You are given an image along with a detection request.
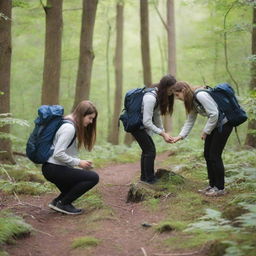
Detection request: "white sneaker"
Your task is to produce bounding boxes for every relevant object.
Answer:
[205,187,226,197]
[198,186,213,194]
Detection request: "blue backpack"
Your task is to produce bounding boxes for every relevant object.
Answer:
[119,87,157,132]
[194,83,247,129]
[26,105,76,164]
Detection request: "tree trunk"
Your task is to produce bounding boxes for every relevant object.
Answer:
[245,6,256,148]
[108,2,124,145]
[124,133,134,146]
[167,0,176,76]
[140,0,152,87]
[73,0,98,109]
[0,0,15,164]
[163,0,176,132]
[106,20,112,141]
[41,0,63,105]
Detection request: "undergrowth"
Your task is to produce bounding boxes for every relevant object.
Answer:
[0,211,32,246]
[150,137,256,256]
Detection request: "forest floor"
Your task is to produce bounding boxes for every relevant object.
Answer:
[2,152,208,256]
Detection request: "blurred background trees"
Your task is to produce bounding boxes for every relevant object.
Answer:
[0,0,255,163]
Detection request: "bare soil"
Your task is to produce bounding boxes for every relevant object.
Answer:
[2,152,206,256]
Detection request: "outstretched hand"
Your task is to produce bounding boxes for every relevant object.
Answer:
[171,136,183,143]
[161,132,174,143]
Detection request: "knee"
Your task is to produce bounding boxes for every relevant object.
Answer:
[144,150,156,158]
[92,171,99,185]
[207,153,221,163]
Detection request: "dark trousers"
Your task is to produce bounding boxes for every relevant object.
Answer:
[132,129,156,182]
[42,163,99,204]
[204,122,233,190]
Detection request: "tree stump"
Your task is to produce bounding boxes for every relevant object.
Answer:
[126,168,185,203]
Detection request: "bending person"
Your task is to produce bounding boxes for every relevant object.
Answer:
[171,82,233,196]
[132,74,176,184]
[42,101,99,215]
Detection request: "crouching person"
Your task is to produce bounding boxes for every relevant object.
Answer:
[42,101,99,215]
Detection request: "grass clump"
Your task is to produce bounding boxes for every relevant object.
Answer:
[0,180,51,195]
[155,220,188,233]
[75,189,104,211]
[71,236,100,249]
[0,211,32,245]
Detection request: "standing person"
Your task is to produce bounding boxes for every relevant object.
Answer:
[131,74,176,184]
[42,101,99,215]
[171,82,233,196]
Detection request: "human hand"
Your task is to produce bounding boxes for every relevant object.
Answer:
[161,132,173,143]
[172,136,183,143]
[201,132,207,140]
[79,160,93,169]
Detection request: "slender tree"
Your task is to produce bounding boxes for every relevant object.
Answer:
[41,0,63,105]
[108,1,124,145]
[245,5,256,148]
[140,0,152,87]
[167,0,176,76]
[73,0,98,109]
[0,0,15,164]
[154,0,176,132]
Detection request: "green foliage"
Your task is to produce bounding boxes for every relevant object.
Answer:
[235,203,256,228]
[143,198,160,210]
[75,189,104,211]
[0,211,32,245]
[12,0,30,8]
[186,208,235,232]
[0,179,51,195]
[155,222,174,233]
[71,236,100,249]
[0,114,29,128]
[0,114,29,143]
[185,205,256,256]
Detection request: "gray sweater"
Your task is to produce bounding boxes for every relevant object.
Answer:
[142,89,164,136]
[179,90,227,138]
[47,123,80,167]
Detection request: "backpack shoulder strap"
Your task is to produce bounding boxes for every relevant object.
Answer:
[62,119,76,148]
[193,87,211,100]
[144,87,158,109]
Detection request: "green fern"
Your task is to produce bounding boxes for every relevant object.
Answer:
[0,211,32,245]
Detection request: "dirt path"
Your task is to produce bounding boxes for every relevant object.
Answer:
[2,152,189,256]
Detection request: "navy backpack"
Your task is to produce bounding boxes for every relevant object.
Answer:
[119,87,157,132]
[26,105,75,164]
[194,83,247,129]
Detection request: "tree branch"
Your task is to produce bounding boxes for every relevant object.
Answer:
[153,0,168,31]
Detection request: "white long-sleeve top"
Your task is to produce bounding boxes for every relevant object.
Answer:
[179,90,227,138]
[142,90,164,136]
[47,123,80,167]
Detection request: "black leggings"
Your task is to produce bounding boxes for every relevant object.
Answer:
[132,129,156,182]
[42,163,99,204]
[204,122,233,190]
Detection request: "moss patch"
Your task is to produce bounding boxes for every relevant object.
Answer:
[71,236,100,249]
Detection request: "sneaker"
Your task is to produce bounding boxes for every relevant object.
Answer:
[198,186,213,194]
[53,201,82,215]
[205,187,226,197]
[48,198,59,210]
[139,178,158,185]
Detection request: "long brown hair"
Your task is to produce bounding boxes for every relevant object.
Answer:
[171,81,195,113]
[156,74,176,115]
[71,101,97,151]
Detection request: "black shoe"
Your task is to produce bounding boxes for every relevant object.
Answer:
[48,198,59,210]
[147,178,158,184]
[54,201,82,215]
[139,177,158,185]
